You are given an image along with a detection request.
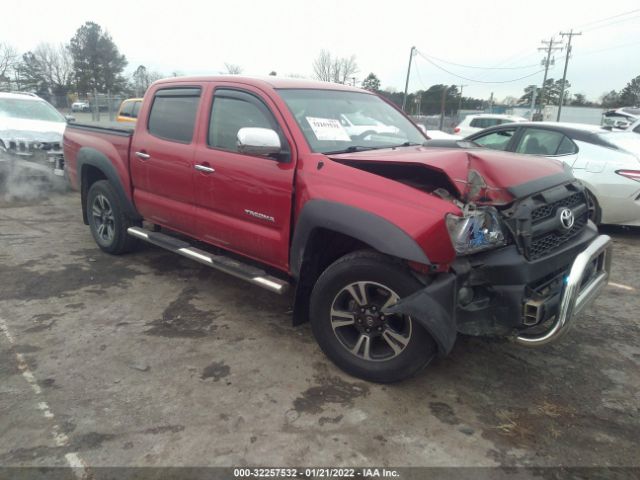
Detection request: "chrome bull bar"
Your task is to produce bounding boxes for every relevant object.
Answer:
[515,234,613,346]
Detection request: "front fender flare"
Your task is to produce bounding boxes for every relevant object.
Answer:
[290,199,430,278]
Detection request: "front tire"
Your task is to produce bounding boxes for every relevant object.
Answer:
[310,251,437,383]
[586,189,602,225]
[87,180,138,254]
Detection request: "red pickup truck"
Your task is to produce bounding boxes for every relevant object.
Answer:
[63,76,612,382]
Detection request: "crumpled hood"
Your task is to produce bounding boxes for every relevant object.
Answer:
[0,117,65,147]
[330,146,571,203]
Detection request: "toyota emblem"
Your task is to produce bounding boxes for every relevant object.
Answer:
[559,207,575,230]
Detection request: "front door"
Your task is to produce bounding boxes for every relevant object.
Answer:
[192,85,296,270]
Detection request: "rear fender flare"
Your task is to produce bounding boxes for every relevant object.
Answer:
[77,147,140,224]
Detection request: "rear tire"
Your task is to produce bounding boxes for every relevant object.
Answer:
[310,250,437,383]
[86,180,138,254]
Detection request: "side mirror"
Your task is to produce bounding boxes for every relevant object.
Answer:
[65,114,76,123]
[237,128,281,156]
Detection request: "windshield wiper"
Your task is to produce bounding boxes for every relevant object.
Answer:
[324,145,381,155]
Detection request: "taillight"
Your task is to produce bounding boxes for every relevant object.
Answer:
[616,169,640,182]
[454,127,460,133]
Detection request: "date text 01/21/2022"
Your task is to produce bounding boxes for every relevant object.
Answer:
[233,468,400,477]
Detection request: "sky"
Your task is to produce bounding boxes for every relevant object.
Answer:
[3,0,639,102]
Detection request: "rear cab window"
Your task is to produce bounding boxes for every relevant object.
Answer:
[148,88,201,143]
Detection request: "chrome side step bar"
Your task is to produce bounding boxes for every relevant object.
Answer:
[127,227,290,295]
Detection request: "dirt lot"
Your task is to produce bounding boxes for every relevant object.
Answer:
[0,192,639,476]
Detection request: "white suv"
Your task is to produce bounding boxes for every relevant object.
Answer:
[454,114,528,137]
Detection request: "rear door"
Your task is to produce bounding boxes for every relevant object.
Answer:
[130,86,202,235]
[513,127,579,166]
[192,84,297,270]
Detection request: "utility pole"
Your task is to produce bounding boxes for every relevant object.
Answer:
[488,92,494,114]
[402,46,416,112]
[457,84,468,119]
[556,30,582,121]
[537,37,563,119]
[439,85,450,130]
[529,86,537,120]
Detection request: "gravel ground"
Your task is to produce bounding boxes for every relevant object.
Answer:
[0,192,638,478]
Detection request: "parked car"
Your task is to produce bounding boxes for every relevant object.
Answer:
[0,91,67,179]
[426,122,640,226]
[117,98,143,123]
[602,107,640,130]
[71,101,90,112]
[63,76,611,383]
[453,113,528,137]
[626,117,640,134]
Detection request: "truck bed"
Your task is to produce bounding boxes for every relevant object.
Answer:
[63,121,134,193]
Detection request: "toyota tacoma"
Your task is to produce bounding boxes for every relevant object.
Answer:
[63,76,612,382]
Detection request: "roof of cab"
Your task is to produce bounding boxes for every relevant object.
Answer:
[151,75,368,93]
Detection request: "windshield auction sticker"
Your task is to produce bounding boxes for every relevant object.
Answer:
[306,117,351,141]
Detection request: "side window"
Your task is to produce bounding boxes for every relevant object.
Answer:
[208,91,280,153]
[470,118,482,128]
[148,88,201,143]
[473,129,515,151]
[120,101,134,117]
[633,123,640,134]
[132,101,142,118]
[555,135,578,155]
[485,118,500,127]
[516,128,565,156]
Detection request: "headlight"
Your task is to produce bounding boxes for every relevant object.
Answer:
[446,207,506,255]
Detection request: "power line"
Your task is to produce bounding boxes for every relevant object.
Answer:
[575,39,640,57]
[416,51,540,70]
[415,50,548,84]
[576,8,640,29]
[583,14,640,32]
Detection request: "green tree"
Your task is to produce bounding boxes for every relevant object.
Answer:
[69,21,128,94]
[619,75,640,106]
[519,79,570,106]
[600,90,620,108]
[570,93,594,107]
[361,73,381,92]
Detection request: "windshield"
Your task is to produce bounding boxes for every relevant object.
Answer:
[0,98,65,123]
[598,132,640,154]
[277,89,425,154]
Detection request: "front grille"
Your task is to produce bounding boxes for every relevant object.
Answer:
[529,211,588,259]
[502,181,589,261]
[531,192,584,223]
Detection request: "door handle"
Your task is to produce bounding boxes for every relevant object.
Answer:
[195,164,215,173]
[135,151,151,160]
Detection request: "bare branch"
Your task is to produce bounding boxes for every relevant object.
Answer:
[312,50,358,84]
[224,63,243,75]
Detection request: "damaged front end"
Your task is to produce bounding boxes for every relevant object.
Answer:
[384,168,612,355]
[0,130,65,178]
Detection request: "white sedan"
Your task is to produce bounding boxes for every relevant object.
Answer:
[428,122,640,226]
